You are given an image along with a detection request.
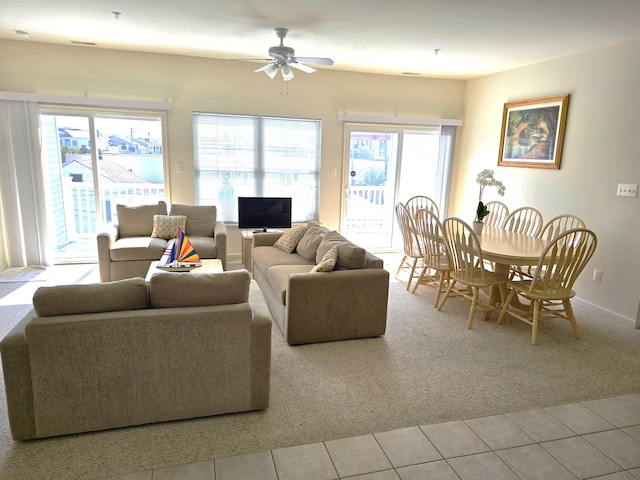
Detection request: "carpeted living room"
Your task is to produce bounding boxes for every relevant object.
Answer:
[0,258,639,479]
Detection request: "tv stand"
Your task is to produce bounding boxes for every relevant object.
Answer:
[253,227,268,233]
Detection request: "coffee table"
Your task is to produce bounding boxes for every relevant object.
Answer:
[145,259,223,281]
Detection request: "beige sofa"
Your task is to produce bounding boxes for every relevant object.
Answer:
[0,270,271,441]
[97,201,227,282]
[251,222,389,345]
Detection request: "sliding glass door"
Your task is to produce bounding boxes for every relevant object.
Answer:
[39,110,166,263]
[341,124,453,251]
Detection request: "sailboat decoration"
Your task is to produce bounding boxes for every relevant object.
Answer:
[157,227,202,271]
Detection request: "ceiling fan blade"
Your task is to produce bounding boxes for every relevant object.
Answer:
[254,63,276,73]
[289,62,317,73]
[295,57,334,66]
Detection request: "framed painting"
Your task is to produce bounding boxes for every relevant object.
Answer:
[497,94,570,169]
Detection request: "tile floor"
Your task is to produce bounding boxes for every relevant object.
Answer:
[104,393,640,480]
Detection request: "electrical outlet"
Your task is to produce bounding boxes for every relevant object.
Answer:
[593,268,603,282]
[330,167,337,177]
[616,183,638,197]
[175,162,184,174]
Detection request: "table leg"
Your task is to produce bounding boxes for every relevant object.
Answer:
[493,263,530,311]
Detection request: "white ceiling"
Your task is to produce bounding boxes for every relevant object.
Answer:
[2,0,640,80]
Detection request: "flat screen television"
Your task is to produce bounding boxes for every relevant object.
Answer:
[237,197,292,232]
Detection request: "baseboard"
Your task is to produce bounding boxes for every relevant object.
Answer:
[573,296,637,327]
[227,252,242,264]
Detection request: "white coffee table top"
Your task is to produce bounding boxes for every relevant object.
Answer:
[145,259,223,281]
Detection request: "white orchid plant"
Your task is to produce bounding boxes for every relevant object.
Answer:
[475,169,506,222]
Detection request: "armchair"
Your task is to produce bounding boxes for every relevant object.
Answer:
[97,201,227,282]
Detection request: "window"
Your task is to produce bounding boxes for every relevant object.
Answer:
[40,110,166,262]
[193,113,321,223]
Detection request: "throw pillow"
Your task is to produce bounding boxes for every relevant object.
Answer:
[296,224,326,261]
[273,226,308,253]
[311,246,338,272]
[151,215,187,239]
[316,231,367,269]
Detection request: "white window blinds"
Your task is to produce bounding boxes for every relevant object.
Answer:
[193,113,321,223]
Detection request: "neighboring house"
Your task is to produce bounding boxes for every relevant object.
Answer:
[58,128,90,151]
[61,156,151,184]
[108,135,162,154]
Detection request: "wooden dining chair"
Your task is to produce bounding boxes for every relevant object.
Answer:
[394,202,426,291]
[412,208,451,306]
[438,217,507,328]
[404,195,440,220]
[514,213,587,280]
[538,214,586,241]
[503,206,543,237]
[498,228,597,344]
[483,201,509,228]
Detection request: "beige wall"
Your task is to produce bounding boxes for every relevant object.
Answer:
[452,38,640,322]
[0,39,464,257]
[2,37,639,322]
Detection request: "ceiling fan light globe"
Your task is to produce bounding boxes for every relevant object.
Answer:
[281,65,294,81]
[265,64,278,79]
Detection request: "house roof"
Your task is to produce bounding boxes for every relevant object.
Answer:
[2,1,640,80]
[64,156,150,184]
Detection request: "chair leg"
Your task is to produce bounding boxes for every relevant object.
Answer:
[497,289,516,324]
[563,298,581,340]
[437,279,457,311]
[433,272,445,307]
[394,255,407,279]
[468,287,478,329]
[412,265,427,293]
[406,258,418,291]
[532,300,541,345]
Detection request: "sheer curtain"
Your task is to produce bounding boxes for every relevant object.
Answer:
[0,100,51,266]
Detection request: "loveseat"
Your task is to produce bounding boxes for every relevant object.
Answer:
[0,270,271,441]
[97,201,227,282]
[251,221,389,345]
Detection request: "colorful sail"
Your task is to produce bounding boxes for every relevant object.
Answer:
[176,227,201,263]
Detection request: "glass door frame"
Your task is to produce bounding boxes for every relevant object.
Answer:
[39,106,170,263]
[340,122,450,252]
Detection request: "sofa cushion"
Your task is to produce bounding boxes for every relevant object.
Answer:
[33,278,149,317]
[110,237,168,261]
[252,246,315,273]
[316,231,367,270]
[117,201,167,237]
[149,269,251,308]
[273,226,308,254]
[169,204,216,237]
[151,215,187,239]
[187,236,217,259]
[296,222,328,261]
[311,246,338,272]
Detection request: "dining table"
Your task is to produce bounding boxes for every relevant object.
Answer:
[476,224,550,310]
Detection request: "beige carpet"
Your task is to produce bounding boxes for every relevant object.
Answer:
[0,263,638,480]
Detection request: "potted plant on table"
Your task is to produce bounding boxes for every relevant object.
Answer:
[473,169,505,234]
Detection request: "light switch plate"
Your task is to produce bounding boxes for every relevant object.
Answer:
[616,183,637,197]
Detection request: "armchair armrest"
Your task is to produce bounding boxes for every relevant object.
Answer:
[96,224,119,282]
[214,220,228,270]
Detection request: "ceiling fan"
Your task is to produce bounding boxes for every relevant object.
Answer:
[254,28,334,81]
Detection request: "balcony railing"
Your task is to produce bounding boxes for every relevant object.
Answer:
[59,179,165,240]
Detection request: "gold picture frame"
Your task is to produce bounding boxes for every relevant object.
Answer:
[498,94,570,169]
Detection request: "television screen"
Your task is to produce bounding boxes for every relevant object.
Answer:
[237,197,292,231]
